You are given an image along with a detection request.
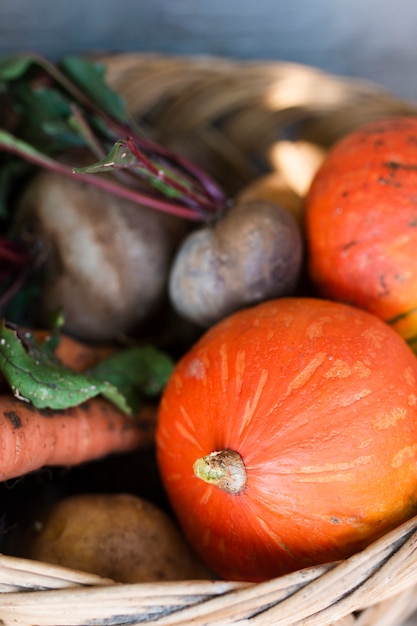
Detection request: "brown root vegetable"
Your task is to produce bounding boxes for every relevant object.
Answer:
[22,493,212,582]
[0,396,157,483]
[17,168,188,342]
[236,171,305,229]
[168,199,303,328]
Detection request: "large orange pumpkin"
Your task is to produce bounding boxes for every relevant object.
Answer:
[156,297,417,582]
[305,115,417,351]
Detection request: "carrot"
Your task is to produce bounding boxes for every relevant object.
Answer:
[0,328,159,482]
[0,396,157,482]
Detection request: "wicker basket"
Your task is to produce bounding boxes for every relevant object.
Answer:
[3,53,417,626]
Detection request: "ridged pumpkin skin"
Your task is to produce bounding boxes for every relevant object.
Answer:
[305,116,417,351]
[156,297,417,582]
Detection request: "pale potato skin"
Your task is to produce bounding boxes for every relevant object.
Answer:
[23,493,212,582]
[168,198,303,327]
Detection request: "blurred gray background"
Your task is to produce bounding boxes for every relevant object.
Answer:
[1,0,417,101]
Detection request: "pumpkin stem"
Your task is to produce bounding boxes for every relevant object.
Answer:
[193,449,247,495]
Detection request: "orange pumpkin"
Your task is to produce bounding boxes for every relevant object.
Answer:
[156,297,417,582]
[305,115,417,351]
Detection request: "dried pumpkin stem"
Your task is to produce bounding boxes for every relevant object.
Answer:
[193,449,247,495]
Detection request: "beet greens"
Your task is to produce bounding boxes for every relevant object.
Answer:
[0,53,228,314]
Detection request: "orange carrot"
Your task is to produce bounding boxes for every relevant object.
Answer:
[0,396,157,482]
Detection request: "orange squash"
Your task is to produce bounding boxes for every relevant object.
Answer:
[156,297,417,582]
[305,115,417,351]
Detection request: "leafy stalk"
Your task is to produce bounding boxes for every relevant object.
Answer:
[0,320,174,414]
[0,52,227,220]
[0,53,200,410]
[0,129,207,220]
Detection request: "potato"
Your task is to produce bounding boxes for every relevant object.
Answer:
[168,198,303,327]
[17,166,188,342]
[22,493,212,582]
[236,171,305,229]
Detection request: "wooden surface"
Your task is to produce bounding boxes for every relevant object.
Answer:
[1,0,417,101]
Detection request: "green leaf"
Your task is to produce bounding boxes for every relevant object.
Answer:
[0,321,130,413]
[0,55,33,82]
[13,83,86,151]
[0,322,174,416]
[59,56,129,124]
[88,346,174,415]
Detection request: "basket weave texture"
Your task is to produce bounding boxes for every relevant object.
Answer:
[3,53,417,626]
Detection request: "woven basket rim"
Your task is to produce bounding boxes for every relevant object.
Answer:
[97,51,417,199]
[2,512,417,625]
